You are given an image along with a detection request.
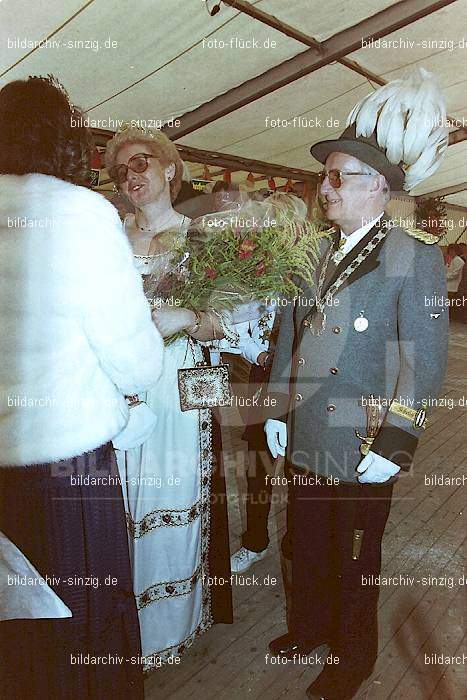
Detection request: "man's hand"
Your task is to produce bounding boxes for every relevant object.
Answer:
[264,419,287,458]
[356,451,400,483]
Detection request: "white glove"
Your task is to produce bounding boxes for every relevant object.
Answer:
[356,451,400,483]
[264,419,287,458]
[112,402,158,451]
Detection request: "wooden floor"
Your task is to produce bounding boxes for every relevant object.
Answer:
[146,322,466,700]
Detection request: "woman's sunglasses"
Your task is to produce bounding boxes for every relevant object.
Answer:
[109,153,155,185]
[318,169,374,189]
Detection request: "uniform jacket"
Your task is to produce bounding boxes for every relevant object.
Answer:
[265,218,449,483]
[0,173,164,466]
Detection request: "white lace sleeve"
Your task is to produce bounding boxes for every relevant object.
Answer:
[209,309,241,348]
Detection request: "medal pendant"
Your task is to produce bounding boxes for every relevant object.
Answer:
[360,442,371,456]
[354,315,369,332]
[332,249,345,264]
[355,429,376,456]
[311,310,326,335]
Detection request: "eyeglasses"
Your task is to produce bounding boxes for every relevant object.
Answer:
[318,169,374,189]
[109,153,156,184]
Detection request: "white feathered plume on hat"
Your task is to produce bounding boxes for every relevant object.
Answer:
[346,67,449,191]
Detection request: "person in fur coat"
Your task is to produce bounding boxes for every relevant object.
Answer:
[0,75,164,699]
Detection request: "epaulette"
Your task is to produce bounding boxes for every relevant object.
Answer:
[402,227,439,245]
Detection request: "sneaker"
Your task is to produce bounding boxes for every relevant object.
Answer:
[230,546,269,574]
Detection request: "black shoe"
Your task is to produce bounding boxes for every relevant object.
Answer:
[306,684,369,700]
[306,683,360,700]
[306,662,371,700]
[268,633,326,661]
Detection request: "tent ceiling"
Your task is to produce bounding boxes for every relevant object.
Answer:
[259,1,400,41]
[1,0,466,207]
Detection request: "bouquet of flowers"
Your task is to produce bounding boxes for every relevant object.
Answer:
[144,197,328,343]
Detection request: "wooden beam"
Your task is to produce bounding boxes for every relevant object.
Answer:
[220,0,323,52]
[190,166,242,177]
[163,0,457,139]
[338,57,386,86]
[196,169,282,181]
[222,0,462,142]
[91,128,319,181]
[176,144,319,181]
[222,0,387,85]
[206,168,237,176]
[444,203,467,214]
[417,182,467,198]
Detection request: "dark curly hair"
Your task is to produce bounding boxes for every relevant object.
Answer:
[0,75,93,186]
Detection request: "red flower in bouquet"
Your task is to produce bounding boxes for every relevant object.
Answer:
[204,267,218,280]
[255,251,272,276]
[238,238,257,259]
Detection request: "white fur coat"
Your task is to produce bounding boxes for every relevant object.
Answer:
[0,174,164,466]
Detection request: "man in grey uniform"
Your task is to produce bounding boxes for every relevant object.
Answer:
[264,71,450,700]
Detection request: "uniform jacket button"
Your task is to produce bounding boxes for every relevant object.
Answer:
[303,319,310,327]
[332,326,342,334]
[296,393,303,402]
[327,404,336,412]
[298,357,305,366]
[330,367,338,374]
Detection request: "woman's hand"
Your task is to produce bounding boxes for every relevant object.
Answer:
[256,351,270,368]
[152,306,196,338]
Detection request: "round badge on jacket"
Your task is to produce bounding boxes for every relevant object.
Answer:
[354,314,369,332]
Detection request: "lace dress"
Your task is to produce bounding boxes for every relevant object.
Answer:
[116,215,232,671]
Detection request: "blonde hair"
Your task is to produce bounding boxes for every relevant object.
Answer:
[105,124,183,202]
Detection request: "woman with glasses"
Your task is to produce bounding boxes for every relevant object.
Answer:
[105,125,233,672]
[0,77,164,698]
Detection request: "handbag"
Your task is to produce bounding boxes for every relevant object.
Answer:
[112,398,158,450]
[178,340,232,412]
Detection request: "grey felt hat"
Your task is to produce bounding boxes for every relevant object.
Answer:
[310,124,405,191]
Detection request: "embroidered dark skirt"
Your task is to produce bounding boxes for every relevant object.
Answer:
[209,407,234,624]
[201,347,233,626]
[0,442,143,699]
